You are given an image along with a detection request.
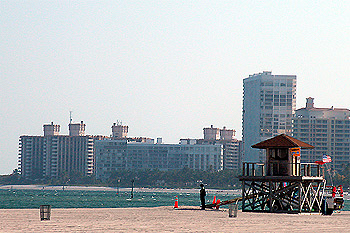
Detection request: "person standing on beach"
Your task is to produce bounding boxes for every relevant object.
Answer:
[200,184,206,210]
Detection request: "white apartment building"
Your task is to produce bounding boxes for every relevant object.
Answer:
[293,97,350,171]
[19,121,105,179]
[192,125,241,170]
[243,71,296,162]
[95,139,223,180]
[18,136,44,179]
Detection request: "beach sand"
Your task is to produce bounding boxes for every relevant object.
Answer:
[0,207,349,232]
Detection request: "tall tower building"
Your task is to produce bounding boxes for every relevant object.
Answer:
[19,121,106,180]
[242,71,296,162]
[293,98,350,171]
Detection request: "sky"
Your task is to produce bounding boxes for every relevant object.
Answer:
[1,1,350,174]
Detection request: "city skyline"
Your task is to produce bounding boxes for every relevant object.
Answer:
[1,1,350,174]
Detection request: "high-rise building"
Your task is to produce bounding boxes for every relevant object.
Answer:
[18,121,106,180]
[293,97,350,171]
[243,71,296,162]
[18,136,44,179]
[182,126,242,170]
[42,135,96,178]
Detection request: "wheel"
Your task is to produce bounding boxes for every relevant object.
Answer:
[325,208,333,215]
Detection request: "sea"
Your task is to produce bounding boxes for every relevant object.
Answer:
[0,188,235,209]
[0,187,349,210]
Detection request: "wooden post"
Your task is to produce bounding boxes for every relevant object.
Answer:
[131,179,135,199]
[242,163,245,176]
[242,181,245,211]
[298,182,302,213]
[269,181,273,212]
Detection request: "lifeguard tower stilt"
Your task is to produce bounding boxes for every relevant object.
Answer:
[239,134,325,214]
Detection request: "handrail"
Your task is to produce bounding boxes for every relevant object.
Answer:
[242,162,322,177]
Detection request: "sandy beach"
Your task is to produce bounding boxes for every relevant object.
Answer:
[0,206,349,232]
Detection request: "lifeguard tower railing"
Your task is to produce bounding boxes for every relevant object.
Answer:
[242,162,323,177]
[240,162,325,213]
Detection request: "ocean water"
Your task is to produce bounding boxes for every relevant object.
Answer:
[0,189,234,209]
[0,189,348,210]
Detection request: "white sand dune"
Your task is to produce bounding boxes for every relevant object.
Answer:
[0,207,348,232]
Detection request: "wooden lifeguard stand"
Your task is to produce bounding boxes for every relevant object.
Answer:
[239,134,325,213]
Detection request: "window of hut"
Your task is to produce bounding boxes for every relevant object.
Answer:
[270,148,288,160]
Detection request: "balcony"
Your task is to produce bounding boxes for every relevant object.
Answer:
[242,162,322,178]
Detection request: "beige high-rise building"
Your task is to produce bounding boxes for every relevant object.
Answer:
[293,98,350,171]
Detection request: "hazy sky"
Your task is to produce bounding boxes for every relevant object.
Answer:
[1,1,349,174]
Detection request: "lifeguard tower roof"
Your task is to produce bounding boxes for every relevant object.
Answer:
[251,134,314,149]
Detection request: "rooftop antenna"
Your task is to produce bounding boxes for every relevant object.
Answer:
[69,111,73,124]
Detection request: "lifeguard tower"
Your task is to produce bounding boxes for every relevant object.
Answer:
[239,134,325,213]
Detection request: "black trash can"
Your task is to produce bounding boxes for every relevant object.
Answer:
[40,205,51,221]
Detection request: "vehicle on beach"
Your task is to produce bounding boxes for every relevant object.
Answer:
[321,185,344,215]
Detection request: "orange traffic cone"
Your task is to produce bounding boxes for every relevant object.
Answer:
[212,196,216,204]
[216,199,221,210]
[174,196,179,208]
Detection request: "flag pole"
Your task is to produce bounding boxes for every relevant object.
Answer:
[325,163,334,186]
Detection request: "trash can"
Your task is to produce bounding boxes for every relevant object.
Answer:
[40,205,51,221]
[229,203,233,217]
[229,202,238,218]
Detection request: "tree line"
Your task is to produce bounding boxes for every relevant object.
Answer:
[0,168,241,189]
[2,165,350,189]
